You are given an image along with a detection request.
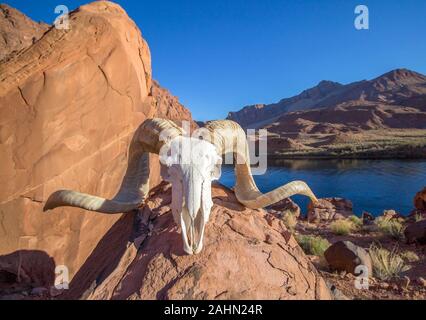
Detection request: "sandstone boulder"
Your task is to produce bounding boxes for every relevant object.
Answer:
[404,220,426,245]
[307,198,353,223]
[74,183,332,300]
[414,187,426,211]
[267,197,301,218]
[0,1,192,283]
[324,241,372,276]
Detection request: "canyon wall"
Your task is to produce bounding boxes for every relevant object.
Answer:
[0,1,192,283]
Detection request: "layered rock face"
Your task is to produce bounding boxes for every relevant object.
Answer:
[73,183,331,300]
[0,4,49,61]
[0,1,191,284]
[152,80,196,128]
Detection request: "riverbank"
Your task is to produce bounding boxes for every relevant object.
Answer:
[220,159,426,216]
[267,129,426,160]
[265,189,426,300]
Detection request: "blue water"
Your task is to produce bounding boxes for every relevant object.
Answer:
[219,159,426,216]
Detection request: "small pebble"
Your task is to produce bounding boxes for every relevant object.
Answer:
[417,277,426,287]
[379,282,389,289]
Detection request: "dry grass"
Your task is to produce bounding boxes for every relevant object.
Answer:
[369,243,409,280]
[348,215,363,228]
[415,213,425,222]
[375,217,405,241]
[281,212,298,232]
[400,250,420,263]
[330,219,356,235]
[296,235,330,257]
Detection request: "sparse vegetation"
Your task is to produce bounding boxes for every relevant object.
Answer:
[269,129,426,159]
[375,217,405,240]
[296,235,330,257]
[400,250,420,263]
[369,243,409,280]
[330,219,356,235]
[414,213,424,222]
[281,212,298,232]
[348,215,363,228]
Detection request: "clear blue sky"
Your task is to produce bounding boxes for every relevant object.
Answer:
[5,0,426,120]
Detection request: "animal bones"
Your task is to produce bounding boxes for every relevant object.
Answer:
[44,118,318,254]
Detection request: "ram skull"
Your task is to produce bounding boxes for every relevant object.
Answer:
[44,118,318,254]
[159,136,222,254]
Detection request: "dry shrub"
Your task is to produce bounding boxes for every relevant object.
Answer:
[375,217,405,241]
[369,243,409,280]
[330,219,356,235]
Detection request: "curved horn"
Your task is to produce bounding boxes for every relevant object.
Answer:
[43,118,183,213]
[204,120,318,209]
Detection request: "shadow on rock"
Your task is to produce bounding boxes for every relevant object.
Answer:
[0,250,55,299]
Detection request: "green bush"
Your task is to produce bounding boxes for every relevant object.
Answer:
[296,235,330,257]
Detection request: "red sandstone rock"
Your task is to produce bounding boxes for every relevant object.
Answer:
[76,183,331,300]
[414,187,426,211]
[405,220,426,245]
[324,241,372,276]
[0,1,192,282]
[307,198,353,223]
[152,80,196,129]
[267,197,301,218]
[0,4,49,62]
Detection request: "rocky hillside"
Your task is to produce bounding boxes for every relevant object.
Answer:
[152,80,197,129]
[227,69,426,129]
[0,1,193,284]
[227,69,426,158]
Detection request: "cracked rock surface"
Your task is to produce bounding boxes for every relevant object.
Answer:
[0,1,193,281]
[82,182,331,300]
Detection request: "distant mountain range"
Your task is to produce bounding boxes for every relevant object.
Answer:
[227,68,426,129]
[227,69,426,158]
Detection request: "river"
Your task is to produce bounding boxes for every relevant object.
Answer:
[219,159,426,216]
